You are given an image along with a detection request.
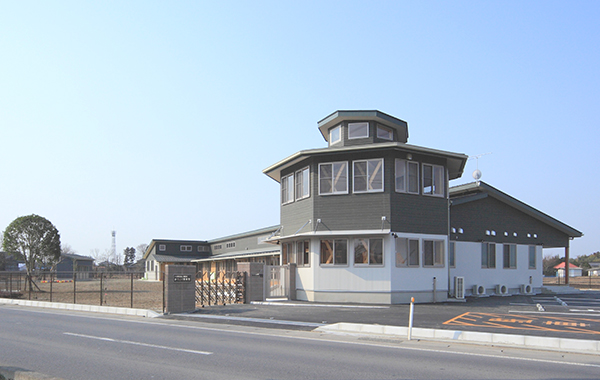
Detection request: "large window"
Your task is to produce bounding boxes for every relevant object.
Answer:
[295,167,310,200]
[281,173,294,204]
[529,246,536,269]
[282,242,294,264]
[329,125,341,145]
[395,238,419,267]
[354,238,383,265]
[423,240,444,267]
[423,164,444,196]
[449,241,455,267]
[320,239,347,265]
[481,242,496,268]
[353,159,383,193]
[319,162,348,195]
[395,159,419,194]
[297,240,310,267]
[348,122,369,139]
[503,244,517,269]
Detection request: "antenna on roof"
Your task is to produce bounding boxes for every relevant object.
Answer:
[468,152,492,181]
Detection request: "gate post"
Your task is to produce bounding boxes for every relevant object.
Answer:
[288,263,296,301]
[236,262,264,303]
[164,265,196,314]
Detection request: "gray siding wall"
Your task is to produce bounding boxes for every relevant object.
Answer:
[280,148,450,234]
[450,196,569,248]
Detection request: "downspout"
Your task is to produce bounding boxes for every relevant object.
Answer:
[565,245,570,285]
[447,168,452,298]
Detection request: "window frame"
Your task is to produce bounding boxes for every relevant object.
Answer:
[281,173,295,204]
[395,237,420,267]
[481,242,496,269]
[354,238,384,266]
[318,161,348,195]
[296,240,310,267]
[295,167,310,201]
[503,244,517,269]
[423,239,445,267]
[528,245,536,269]
[422,163,445,197]
[377,125,393,141]
[329,125,341,145]
[449,241,456,268]
[320,239,348,266]
[348,122,369,139]
[353,158,384,193]
[282,242,295,265]
[180,245,192,252]
[158,244,166,251]
[395,159,420,194]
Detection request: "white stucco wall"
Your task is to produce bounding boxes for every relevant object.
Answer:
[450,241,542,295]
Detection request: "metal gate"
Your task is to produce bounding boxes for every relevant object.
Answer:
[195,271,246,306]
[265,265,290,300]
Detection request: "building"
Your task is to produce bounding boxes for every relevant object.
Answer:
[143,110,582,303]
[554,262,583,278]
[55,253,95,279]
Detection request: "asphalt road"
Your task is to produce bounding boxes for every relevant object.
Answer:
[1,304,600,380]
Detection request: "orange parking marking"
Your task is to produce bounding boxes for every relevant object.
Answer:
[443,312,600,335]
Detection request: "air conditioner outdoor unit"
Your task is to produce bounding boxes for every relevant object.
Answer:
[521,284,533,294]
[473,284,485,296]
[496,284,508,295]
[455,277,465,300]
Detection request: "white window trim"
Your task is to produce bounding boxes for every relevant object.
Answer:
[422,163,445,197]
[377,125,394,141]
[395,159,420,194]
[348,122,369,140]
[320,239,348,266]
[295,167,310,201]
[329,125,341,145]
[180,245,192,252]
[353,238,384,266]
[158,244,166,251]
[281,173,295,205]
[353,158,384,194]
[318,161,349,195]
[422,239,445,267]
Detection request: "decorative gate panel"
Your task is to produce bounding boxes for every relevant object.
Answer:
[195,271,245,307]
[265,265,289,299]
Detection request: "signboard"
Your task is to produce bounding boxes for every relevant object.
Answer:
[173,274,192,283]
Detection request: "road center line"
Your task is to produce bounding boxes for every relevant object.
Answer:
[63,332,212,355]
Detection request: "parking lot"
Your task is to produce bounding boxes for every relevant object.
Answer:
[174,291,600,341]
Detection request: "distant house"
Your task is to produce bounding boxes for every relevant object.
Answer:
[55,253,95,279]
[554,262,583,278]
[588,262,600,277]
[0,252,23,271]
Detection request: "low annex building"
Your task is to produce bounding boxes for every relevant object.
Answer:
[143,110,582,304]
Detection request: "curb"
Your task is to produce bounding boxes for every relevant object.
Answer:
[0,365,65,380]
[0,299,161,318]
[315,323,600,355]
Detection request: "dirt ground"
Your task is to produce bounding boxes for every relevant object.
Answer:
[22,278,164,311]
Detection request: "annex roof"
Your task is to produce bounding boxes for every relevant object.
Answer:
[450,181,583,239]
[554,262,581,270]
[192,247,280,262]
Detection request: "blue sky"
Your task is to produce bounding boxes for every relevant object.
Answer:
[1,1,598,260]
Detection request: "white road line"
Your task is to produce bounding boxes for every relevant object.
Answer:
[63,332,212,355]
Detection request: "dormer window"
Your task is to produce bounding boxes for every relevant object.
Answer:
[329,125,341,145]
[348,122,369,139]
[377,125,393,141]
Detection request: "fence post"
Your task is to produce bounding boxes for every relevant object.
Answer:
[50,272,53,303]
[100,273,103,305]
[73,271,77,304]
[130,272,134,308]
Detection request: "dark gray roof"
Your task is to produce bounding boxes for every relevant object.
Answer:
[193,247,280,262]
[264,142,468,182]
[149,253,200,263]
[450,181,583,239]
[61,253,95,262]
